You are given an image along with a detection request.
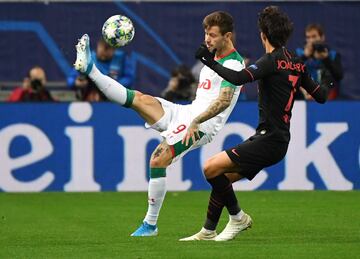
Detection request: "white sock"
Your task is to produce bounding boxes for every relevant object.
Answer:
[88,65,129,105]
[230,210,245,221]
[144,177,166,226]
[201,227,216,233]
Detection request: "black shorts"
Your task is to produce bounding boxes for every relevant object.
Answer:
[225,132,289,180]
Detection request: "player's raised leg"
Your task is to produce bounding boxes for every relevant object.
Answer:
[131,141,173,236]
[74,34,164,125]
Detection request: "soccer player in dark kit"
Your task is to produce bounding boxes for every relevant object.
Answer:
[180,6,333,241]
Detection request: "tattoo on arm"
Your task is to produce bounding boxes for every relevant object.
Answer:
[193,87,235,124]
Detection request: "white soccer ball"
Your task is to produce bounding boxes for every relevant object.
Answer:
[102,15,135,48]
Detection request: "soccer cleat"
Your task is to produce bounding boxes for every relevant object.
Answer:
[74,34,93,75]
[214,213,253,241]
[130,221,158,237]
[179,227,217,241]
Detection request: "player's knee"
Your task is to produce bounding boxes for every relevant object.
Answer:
[150,155,171,168]
[203,158,218,179]
[137,93,154,106]
[150,156,162,168]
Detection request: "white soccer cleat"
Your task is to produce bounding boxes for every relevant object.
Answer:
[179,227,217,241]
[214,213,253,241]
[74,34,93,75]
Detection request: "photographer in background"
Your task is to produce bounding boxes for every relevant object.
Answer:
[67,38,136,93]
[7,66,54,102]
[296,24,343,100]
[73,74,107,102]
[161,65,196,102]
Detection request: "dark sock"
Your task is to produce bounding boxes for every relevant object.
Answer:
[204,190,224,230]
[207,174,240,215]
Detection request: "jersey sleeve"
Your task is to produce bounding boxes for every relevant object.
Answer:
[220,59,245,89]
[301,69,329,103]
[212,54,275,85]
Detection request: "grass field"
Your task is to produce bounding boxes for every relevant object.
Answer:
[1,191,359,259]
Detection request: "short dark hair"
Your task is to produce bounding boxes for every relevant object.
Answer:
[258,6,293,48]
[203,11,234,35]
[98,38,115,49]
[305,23,325,37]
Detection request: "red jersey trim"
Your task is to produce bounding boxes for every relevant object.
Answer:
[311,85,321,95]
[215,48,236,60]
[244,68,255,81]
[169,145,176,158]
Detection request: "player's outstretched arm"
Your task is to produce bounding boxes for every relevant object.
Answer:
[195,44,274,86]
[211,63,253,86]
[182,87,235,146]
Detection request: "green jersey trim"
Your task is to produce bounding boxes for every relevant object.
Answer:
[220,81,237,89]
[171,131,205,157]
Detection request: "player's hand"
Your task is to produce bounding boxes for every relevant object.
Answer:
[304,43,313,58]
[195,44,217,68]
[182,121,201,147]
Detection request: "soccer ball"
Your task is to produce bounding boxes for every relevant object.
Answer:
[102,15,135,48]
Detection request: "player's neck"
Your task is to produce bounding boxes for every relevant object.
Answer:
[265,42,275,53]
[216,44,235,59]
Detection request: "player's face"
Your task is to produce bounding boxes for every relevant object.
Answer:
[204,26,228,52]
[305,29,324,44]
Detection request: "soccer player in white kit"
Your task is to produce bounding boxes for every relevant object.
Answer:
[74,11,245,236]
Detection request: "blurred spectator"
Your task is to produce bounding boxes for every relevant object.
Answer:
[296,24,343,100]
[162,65,196,102]
[73,75,107,102]
[191,60,204,83]
[67,38,136,98]
[7,66,54,102]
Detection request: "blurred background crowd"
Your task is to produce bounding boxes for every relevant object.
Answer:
[0,1,358,103]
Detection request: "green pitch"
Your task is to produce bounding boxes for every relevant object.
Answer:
[1,191,359,259]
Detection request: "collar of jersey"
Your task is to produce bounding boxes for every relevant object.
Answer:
[215,48,236,61]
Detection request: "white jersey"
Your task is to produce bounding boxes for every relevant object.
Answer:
[191,49,245,140]
[146,49,245,161]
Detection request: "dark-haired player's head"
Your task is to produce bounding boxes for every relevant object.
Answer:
[305,23,325,45]
[258,6,293,49]
[203,11,235,53]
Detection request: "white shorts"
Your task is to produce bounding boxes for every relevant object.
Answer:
[145,97,215,162]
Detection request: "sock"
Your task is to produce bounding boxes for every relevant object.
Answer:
[144,168,167,226]
[201,227,216,233]
[230,210,245,221]
[207,174,240,213]
[204,190,224,231]
[88,65,135,107]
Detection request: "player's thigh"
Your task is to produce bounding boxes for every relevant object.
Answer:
[150,141,173,168]
[131,91,165,125]
[203,151,239,179]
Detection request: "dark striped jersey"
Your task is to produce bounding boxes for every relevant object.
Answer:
[211,47,329,143]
